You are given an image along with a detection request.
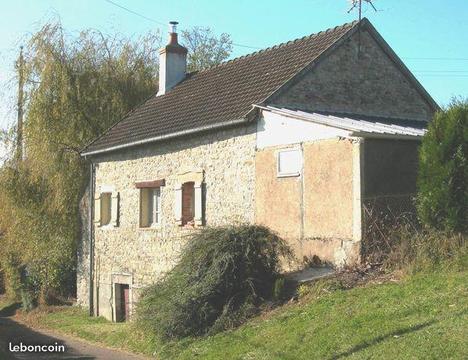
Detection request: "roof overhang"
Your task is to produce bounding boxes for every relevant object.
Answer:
[255,105,426,141]
[81,117,249,157]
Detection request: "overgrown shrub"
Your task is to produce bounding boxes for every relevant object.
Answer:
[417,98,468,233]
[137,225,292,340]
[383,226,466,273]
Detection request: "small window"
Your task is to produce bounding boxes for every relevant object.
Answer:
[140,188,161,227]
[182,182,195,226]
[100,193,112,226]
[277,149,302,177]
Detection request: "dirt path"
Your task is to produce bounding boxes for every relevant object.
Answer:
[0,304,148,360]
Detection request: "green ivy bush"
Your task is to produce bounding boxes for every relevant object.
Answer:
[137,225,292,340]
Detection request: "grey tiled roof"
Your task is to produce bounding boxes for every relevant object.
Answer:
[82,20,358,155]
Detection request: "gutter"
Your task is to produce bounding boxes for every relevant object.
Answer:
[81,118,249,157]
[349,132,423,141]
[88,162,95,316]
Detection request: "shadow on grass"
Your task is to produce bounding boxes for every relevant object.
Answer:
[329,319,437,360]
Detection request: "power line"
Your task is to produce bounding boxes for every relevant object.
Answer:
[231,43,261,50]
[414,74,468,77]
[403,57,468,61]
[102,0,467,58]
[413,70,468,73]
[103,0,261,50]
[103,0,165,26]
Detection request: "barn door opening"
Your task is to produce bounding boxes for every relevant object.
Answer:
[115,283,130,322]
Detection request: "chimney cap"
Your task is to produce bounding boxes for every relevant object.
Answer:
[169,21,178,33]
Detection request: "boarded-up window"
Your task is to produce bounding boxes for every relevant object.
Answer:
[140,188,161,227]
[181,182,195,226]
[277,149,302,177]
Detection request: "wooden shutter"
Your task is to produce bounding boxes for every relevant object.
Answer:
[194,182,203,226]
[94,194,101,225]
[111,192,119,227]
[140,188,151,227]
[174,184,182,225]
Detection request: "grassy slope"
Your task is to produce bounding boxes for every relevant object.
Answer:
[12,266,467,360]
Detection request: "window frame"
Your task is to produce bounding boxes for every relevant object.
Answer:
[139,187,162,228]
[277,148,302,178]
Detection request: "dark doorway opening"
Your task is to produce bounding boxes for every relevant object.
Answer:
[115,284,130,322]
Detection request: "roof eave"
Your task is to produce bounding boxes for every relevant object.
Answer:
[350,131,423,141]
[81,117,251,158]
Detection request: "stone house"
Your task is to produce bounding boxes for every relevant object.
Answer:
[78,18,438,321]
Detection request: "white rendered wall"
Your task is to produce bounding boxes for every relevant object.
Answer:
[256,110,350,149]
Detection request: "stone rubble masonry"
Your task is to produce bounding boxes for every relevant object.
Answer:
[76,124,257,319]
[273,28,434,121]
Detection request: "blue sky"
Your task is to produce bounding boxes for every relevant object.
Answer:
[0,0,467,132]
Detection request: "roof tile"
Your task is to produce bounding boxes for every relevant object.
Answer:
[83,20,358,154]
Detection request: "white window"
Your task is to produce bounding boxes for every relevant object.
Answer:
[277,149,302,177]
[140,187,161,227]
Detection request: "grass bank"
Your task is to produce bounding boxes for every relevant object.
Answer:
[9,260,467,359]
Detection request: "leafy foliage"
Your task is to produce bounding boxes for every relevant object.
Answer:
[416,98,468,233]
[137,225,292,340]
[0,19,233,304]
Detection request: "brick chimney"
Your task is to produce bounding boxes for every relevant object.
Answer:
[157,21,188,96]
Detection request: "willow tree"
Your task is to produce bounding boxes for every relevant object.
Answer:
[0,20,232,303]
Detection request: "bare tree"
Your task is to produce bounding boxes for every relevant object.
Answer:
[181,27,233,72]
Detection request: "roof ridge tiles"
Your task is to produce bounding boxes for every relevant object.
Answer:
[191,19,358,75]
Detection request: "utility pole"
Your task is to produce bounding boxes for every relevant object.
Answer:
[16,45,24,163]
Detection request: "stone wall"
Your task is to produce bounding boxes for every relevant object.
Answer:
[77,124,256,320]
[273,28,435,121]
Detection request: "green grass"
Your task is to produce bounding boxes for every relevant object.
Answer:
[17,307,157,356]
[8,263,467,360]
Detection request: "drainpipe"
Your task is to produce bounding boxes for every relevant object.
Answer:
[88,161,95,316]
